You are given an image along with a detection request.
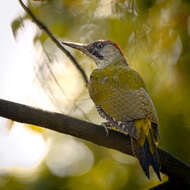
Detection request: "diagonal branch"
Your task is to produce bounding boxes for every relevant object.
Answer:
[0,98,190,189]
[18,0,88,85]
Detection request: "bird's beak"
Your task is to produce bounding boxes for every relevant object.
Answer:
[62,41,89,55]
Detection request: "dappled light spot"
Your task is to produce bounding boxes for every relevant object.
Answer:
[0,123,47,175]
[46,137,94,177]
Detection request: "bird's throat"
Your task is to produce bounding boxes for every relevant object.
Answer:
[96,56,128,69]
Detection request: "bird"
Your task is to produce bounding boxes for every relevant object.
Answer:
[62,40,161,180]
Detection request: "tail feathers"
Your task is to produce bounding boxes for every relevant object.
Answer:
[133,138,161,180]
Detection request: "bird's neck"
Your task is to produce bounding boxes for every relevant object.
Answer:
[96,55,128,69]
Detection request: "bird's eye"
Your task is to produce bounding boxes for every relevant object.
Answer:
[96,42,103,49]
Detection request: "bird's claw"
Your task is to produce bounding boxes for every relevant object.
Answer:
[101,122,112,136]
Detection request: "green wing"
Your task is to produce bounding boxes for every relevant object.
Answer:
[88,64,158,124]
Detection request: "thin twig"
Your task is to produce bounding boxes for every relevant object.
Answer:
[18,0,88,85]
[41,44,90,121]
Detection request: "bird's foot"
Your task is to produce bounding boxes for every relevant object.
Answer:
[101,122,113,136]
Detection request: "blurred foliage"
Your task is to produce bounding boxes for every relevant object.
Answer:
[7,0,190,189]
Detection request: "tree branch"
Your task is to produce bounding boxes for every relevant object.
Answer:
[18,0,88,85]
[0,98,190,189]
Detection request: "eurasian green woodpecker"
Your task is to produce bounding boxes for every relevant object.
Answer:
[62,40,161,180]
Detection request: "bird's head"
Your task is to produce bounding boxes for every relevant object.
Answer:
[62,40,127,68]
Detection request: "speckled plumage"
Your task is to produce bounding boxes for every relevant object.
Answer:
[89,61,160,179]
[88,63,159,124]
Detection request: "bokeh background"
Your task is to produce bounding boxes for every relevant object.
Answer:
[0,0,190,189]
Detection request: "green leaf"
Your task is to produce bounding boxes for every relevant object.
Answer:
[11,16,25,39]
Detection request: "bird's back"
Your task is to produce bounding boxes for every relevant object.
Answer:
[88,63,158,124]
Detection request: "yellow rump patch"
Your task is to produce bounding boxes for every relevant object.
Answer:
[134,118,155,154]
